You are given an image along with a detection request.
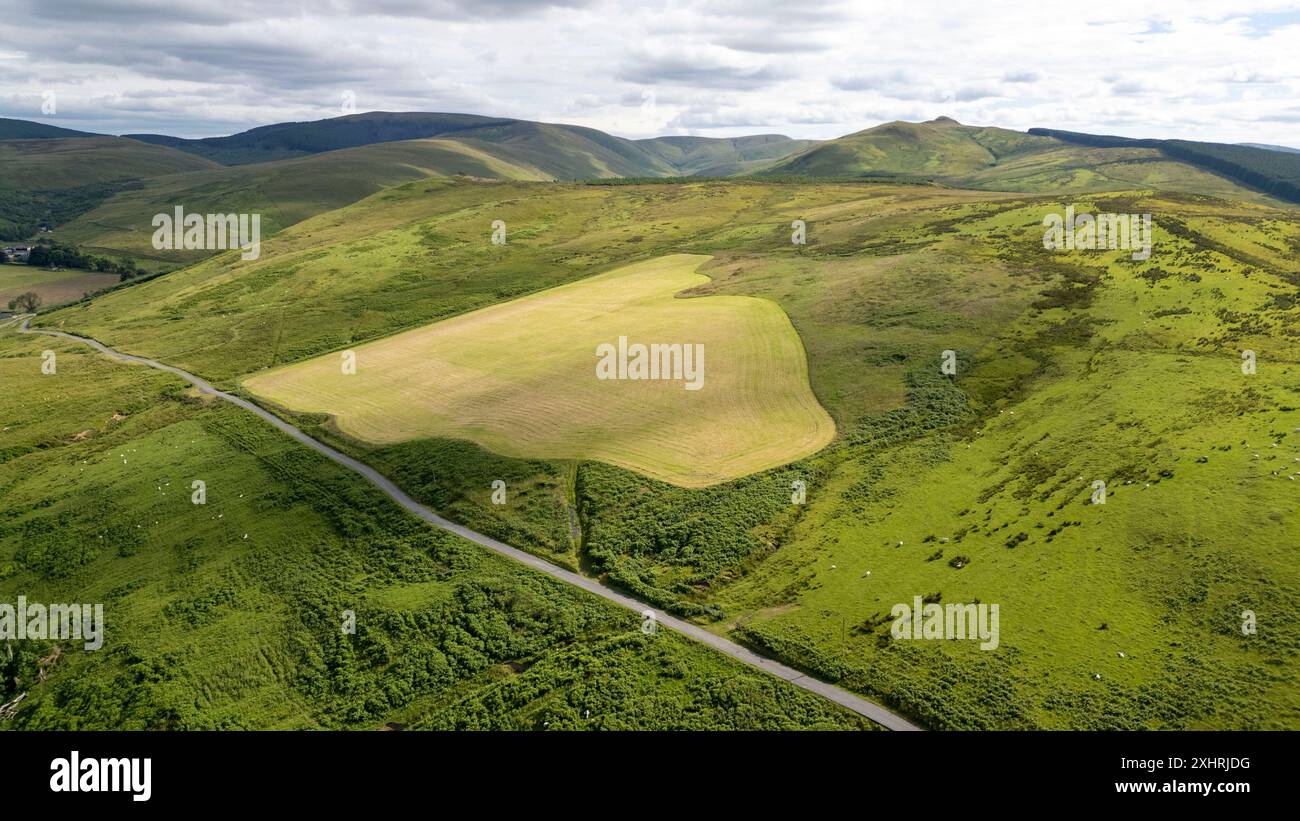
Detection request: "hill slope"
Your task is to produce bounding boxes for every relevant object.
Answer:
[127,112,515,165]
[0,136,219,190]
[765,117,1283,202]
[767,116,1015,178]
[0,136,219,241]
[124,111,812,178]
[53,137,552,262]
[0,112,810,255]
[0,117,97,140]
[37,178,1300,728]
[1240,143,1300,154]
[0,328,867,731]
[1031,127,1300,203]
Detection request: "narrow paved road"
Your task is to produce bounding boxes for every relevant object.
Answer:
[16,317,921,731]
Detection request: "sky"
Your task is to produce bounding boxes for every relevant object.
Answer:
[2,0,1299,145]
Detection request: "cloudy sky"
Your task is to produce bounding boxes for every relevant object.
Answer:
[2,0,1299,145]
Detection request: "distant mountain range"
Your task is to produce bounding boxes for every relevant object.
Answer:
[2,111,1298,258]
[4,112,816,180]
[121,112,818,178]
[0,113,818,248]
[5,112,1298,197]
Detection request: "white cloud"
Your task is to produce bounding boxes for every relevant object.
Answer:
[0,0,1297,144]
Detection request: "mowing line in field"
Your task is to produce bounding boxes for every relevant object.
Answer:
[242,253,836,488]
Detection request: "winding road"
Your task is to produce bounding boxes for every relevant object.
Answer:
[15,317,921,731]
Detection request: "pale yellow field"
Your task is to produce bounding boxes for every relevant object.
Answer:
[242,254,835,486]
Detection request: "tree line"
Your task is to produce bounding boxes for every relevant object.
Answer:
[3,240,147,281]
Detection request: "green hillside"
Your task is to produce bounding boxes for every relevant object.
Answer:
[52,138,551,263]
[768,117,1008,178]
[0,117,97,140]
[0,328,867,730]
[6,113,811,259]
[127,112,515,165]
[448,120,676,179]
[1031,127,1300,204]
[0,137,219,241]
[124,111,813,179]
[36,174,1300,729]
[764,117,1279,202]
[0,137,219,190]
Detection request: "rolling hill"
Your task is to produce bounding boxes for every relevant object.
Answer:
[0,136,219,190]
[6,112,812,258]
[35,174,1300,728]
[126,111,813,178]
[1030,127,1300,203]
[763,117,1285,202]
[0,325,868,731]
[766,116,1018,178]
[51,137,552,262]
[8,110,1298,269]
[0,136,219,241]
[127,112,519,165]
[1241,143,1300,154]
[0,117,97,140]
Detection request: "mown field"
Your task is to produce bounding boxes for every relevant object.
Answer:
[243,254,834,487]
[0,330,870,730]
[0,264,120,309]
[26,174,1300,729]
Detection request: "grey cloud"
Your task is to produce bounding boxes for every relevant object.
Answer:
[22,0,594,24]
[1110,80,1147,96]
[668,108,771,129]
[20,0,259,24]
[1258,109,1300,123]
[833,70,947,102]
[954,86,1000,102]
[620,55,788,90]
[832,69,910,92]
[715,35,827,54]
[332,0,595,20]
[697,0,850,25]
